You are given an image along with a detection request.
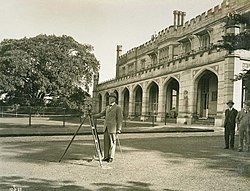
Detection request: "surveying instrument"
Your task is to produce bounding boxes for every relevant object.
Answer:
[59,103,103,167]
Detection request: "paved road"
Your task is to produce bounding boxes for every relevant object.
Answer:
[0,131,249,191]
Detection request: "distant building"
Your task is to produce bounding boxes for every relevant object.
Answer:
[93,0,250,126]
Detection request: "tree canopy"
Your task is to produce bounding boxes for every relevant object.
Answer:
[217,12,250,81]
[0,34,99,110]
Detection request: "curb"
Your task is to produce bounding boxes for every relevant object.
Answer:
[0,129,214,137]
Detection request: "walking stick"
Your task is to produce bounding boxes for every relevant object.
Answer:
[116,134,124,159]
[59,115,87,162]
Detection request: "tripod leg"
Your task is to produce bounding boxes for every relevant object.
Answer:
[59,116,87,162]
[93,119,103,157]
[89,115,103,167]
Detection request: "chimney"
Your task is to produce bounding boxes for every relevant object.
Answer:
[177,11,181,26]
[116,45,122,63]
[181,12,186,26]
[173,10,186,27]
[173,10,177,27]
[116,45,122,78]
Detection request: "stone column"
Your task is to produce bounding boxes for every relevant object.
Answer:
[157,79,164,122]
[177,88,190,125]
[223,55,236,106]
[215,54,245,127]
[177,71,192,125]
[214,62,226,127]
[233,56,243,111]
[117,88,123,108]
[128,85,134,118]
[141,82,148,121]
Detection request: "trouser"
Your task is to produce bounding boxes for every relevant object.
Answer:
[239,125,250,150]
[104,128,116,159]
[224,125,235,148]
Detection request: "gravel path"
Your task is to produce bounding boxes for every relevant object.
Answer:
[0,132,249,191]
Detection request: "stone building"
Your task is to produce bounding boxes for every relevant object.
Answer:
[93,0,250,126]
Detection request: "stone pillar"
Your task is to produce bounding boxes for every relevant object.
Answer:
[215,53,244,127]
[215,55,237,126]
[141,82,148,121]
[177,90,192,125]
[177,71,192,125]
[224,55,236,105]
[233,55,243,111]
[214,62,226,127]
[129,86,134,118]
[157,79,164,122]
[117,89,123,108]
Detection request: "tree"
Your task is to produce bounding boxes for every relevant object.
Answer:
[0,34,99,110]
[217,12,250,81]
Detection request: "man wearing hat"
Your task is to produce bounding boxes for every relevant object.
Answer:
[224,100,238,149]
[236,100,250,152]
[93,92,123,162]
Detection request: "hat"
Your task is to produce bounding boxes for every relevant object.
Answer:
[244,100,250,106]
[226,100,234,105]
[109,92,117,99]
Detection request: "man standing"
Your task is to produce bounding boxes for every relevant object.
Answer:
[236,101,250,152]
[224,100,238,149]
[94,92,123,162]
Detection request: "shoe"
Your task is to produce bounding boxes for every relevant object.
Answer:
[238,149,243,152]
[108,158,113,163]
[224,147,229,149]
[102,157,109,162]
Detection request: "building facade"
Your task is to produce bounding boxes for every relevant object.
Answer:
[93,0,250,126]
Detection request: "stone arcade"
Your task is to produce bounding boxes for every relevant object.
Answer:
[93,0,250,126]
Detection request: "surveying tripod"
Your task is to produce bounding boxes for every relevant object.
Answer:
[59,104,103,167]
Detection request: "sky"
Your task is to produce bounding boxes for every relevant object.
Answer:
[0,0,223,85]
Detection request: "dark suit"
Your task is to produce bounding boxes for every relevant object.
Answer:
[94,103,123,159]
[224,108,238,148]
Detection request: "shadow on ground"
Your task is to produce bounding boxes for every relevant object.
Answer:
[0,176,160,191]
[1,135,249,179]
[0,176,89,191]
[122,135,250,177]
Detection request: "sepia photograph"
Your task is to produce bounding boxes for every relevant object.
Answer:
[0,0,249,190]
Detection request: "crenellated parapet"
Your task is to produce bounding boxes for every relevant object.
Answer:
[97,47,228,91]
[116,0,249,69]
[98,0,250,88]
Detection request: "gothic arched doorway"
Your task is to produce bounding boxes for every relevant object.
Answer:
[165,78,179,118]
[134,85,143,117]
[195,70,218,119]
[122,88,129,118]
[104,92,109,106]
[148,82,159,114]
[98,94,102,112]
